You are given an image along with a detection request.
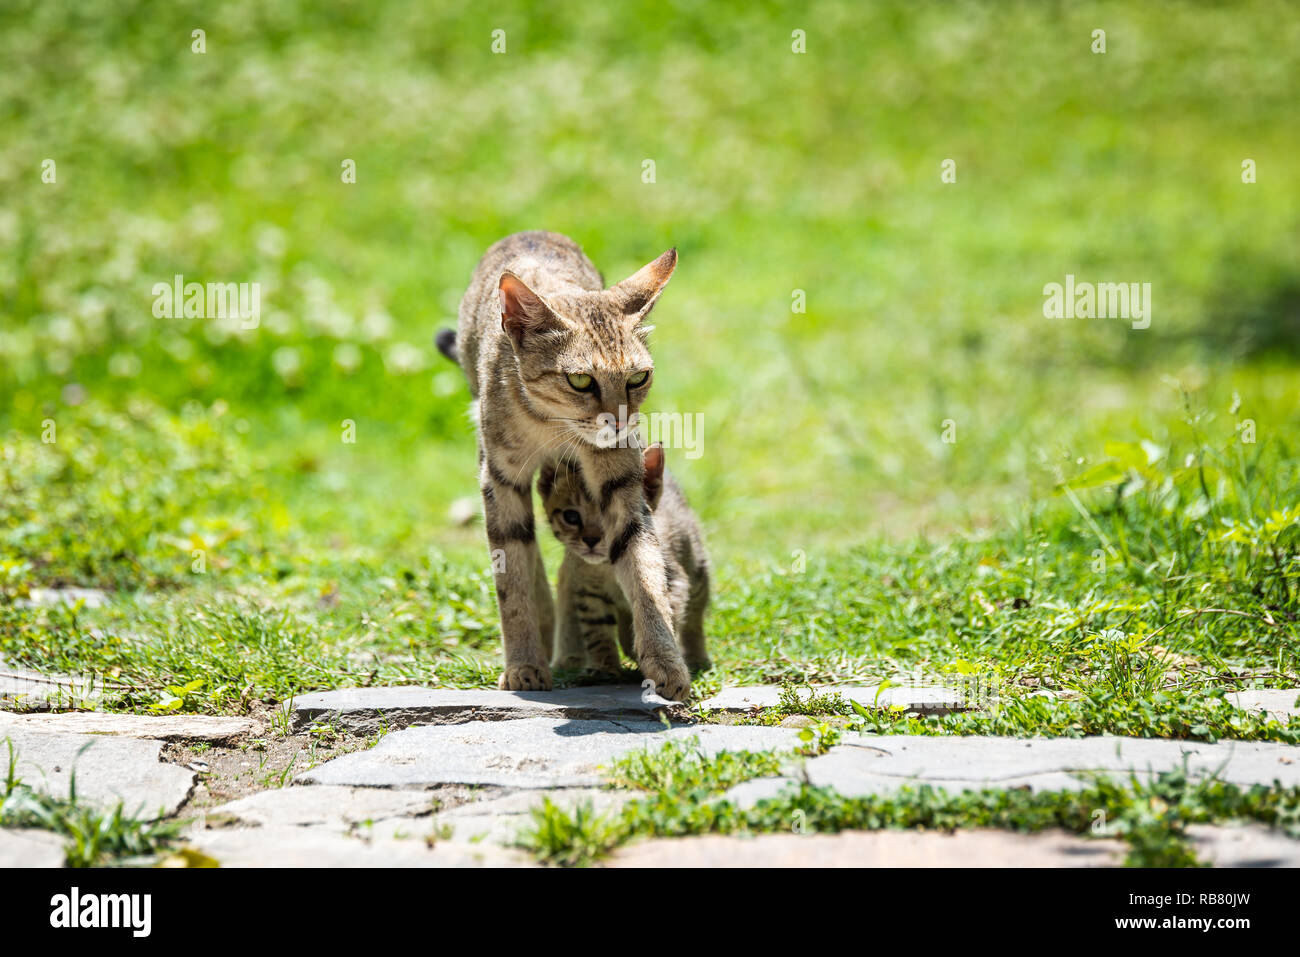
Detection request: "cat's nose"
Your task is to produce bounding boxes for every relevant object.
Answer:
[582,535,601,548]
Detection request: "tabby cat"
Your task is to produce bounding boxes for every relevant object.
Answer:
[440,231,692,700]
[541,443,711,676]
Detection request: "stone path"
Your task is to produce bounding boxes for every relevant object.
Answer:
[2,681,1298,867]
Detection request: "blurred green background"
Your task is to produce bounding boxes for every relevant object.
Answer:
[1,1,1298,716]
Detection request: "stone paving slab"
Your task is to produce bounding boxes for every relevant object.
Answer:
[296,718,804,789]
[1188,823,1300,867]
[185,825,531,867]
[800,734,1300,795]
[0,727,195,815]
[15,587,109,609]
[604,829,1125,867]
[202,785,437,829]
[700,685,971,716]
[435,788,634,845]
[288,685,682,733]
[0,711,258,744]
[0,828,67,868]
[0,663,106,712]
[1226,689,1299,724]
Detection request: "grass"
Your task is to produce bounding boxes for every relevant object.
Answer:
[1,0,1299,853]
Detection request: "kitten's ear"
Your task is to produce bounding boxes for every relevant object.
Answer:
[612,248,677,320]
[499,272,561,346]
[642,442,665,509]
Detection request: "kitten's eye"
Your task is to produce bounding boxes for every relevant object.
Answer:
[566,373,594,392]
[627,370,650,387]
[562,509,582,527]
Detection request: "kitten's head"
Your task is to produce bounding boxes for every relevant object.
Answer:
[541,444,666,563]
[499,250,676,449]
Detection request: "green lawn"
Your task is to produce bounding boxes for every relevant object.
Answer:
[2,0,1298,741]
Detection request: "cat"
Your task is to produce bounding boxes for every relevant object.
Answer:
[439,231,692,700]
[540,442,711,676]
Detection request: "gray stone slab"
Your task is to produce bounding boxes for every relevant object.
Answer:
[16,587,109,609]
[605,829,1124,868]
[186,825,531,867]
[297,718,804,789]
[700,685,972,716]
[436,788,634,845]
[1188,823,1300,867]
[0,663,105,712]
[0,828,66,868]
[202,785,436,829]
[0,727,195,815]
[1227,689,1299,724]
[803,734,1300,796]
[0,711,257,744]
[724,776,801,810]
[288,684,683,733]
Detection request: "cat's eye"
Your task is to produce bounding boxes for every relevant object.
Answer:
[566,373,594,392]
[627,370,650,387]
[562,509,582,527]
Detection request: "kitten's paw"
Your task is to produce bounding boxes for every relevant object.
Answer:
[551,654,585,671]
[685,655,713,672]
[639,654,691,702]
[498,663,553,691]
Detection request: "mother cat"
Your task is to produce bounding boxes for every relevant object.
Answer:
[445,231,691,700]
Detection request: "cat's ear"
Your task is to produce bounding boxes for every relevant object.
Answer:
[642,442,665,509]
[612,248,677,321]
[499,272,561,346]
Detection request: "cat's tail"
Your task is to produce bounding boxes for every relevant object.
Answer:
[434,327,458,363]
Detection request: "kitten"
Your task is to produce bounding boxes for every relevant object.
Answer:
[541,443,711,676]
[439,231,692,700]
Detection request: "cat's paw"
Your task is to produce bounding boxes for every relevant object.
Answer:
[685,655,713,672]
[551,654,586,671]
[638,654,691,702]
[499,663,553,691]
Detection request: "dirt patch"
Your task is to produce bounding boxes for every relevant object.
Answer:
[161,727,381,819]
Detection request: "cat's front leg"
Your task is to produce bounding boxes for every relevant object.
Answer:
[480,448,551,691]
[609,508,691,701]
